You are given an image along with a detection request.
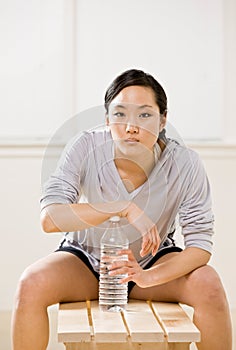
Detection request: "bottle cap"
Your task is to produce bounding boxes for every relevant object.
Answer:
[109,216,120,222]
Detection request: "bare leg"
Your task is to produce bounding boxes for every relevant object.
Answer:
[11,252,99,350]
[129,252,232,350]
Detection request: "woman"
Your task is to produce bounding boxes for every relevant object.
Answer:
[12,69,232,350]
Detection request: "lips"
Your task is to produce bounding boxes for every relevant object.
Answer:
[125,138,139,142]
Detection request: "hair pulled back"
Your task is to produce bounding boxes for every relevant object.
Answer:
[104,69,168,115]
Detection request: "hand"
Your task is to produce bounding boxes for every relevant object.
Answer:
[108,249,153,288]
[121,202,161,257]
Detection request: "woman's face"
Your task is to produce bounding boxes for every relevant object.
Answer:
[107,85,166,156]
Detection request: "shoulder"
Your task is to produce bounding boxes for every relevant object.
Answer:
[163,139,206,183]
[167,139,202,167]
[64,127,110,154]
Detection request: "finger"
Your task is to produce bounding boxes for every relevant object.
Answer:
[140,235,153,256]
[117,249,136,261]
[108,259,136,272]
[108,260,127,271]
[152,245,159,256]
[119,275,134,284]
[108,266,130,276]
[152,237,161,255]
[150,232,157,255]
[142,227,161,256]
[140,244,152,257]
[150,231,158,256]
[151,228,161,255]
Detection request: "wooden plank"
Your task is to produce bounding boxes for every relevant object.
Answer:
[58,301,91,342]
[124,300,164,342]
[151,302,200,343]
[90,301,127,342]
[167,343,190,350]
[64,342,167,350]
[58,300,199,349]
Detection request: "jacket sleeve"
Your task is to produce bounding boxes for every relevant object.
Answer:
[40,132,89,210]
[178,150,214,253]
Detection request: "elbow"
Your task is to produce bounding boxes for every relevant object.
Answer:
[40,208,59,233]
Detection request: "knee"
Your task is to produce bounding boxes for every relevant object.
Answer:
[187,265,228,310]
[14,265,49,309]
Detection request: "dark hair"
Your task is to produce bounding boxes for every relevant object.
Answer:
[104,69,168,115]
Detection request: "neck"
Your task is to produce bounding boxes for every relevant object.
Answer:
[114,145,156,177]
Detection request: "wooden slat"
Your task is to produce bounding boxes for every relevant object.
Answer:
[167,343,190,350]
[58,302,91,342]
[124,300,164,342]
[151,302,200,343]
[90,301,127,342]
[58,300,199,349]
[64,342,167,350]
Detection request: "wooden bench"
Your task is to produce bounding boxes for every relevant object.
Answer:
[58,299,200,350]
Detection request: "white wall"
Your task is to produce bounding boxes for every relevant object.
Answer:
[75,0,223,140]
[0,0,75,139]
[0,0,227,141]
[0,145,61,310]
[223,0,236,142]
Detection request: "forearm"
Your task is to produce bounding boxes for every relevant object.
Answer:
[40,201,130,233]
[144,247,211,287]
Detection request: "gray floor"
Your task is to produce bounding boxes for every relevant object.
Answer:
[1,307,235,349]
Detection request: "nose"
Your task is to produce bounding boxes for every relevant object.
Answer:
[126,122,139,133]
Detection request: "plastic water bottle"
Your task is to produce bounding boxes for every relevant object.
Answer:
[99,216,129,312]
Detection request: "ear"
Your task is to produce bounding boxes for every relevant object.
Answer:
[105,114,110,131]
[105,114,109,126]
[159,113,167,132]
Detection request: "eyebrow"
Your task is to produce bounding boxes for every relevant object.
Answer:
[138,104,153,109]
[112,104,153,109]
[113,104,126,109]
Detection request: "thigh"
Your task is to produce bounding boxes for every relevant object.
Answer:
[129,252,223,306]
[129,252,183,302]
[21,251,99,305]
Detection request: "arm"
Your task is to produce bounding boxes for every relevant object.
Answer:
[40,201,129,233]
[147,247,211,285]
[41,200,161,256]
[109,247,211,288]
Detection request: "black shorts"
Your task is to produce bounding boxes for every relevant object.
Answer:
[55,245,182,294]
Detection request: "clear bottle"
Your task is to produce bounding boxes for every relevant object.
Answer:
[99,216,129,312]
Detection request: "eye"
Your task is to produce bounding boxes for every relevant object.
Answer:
[113,112,126,118]
[139,113,152,119]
